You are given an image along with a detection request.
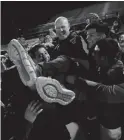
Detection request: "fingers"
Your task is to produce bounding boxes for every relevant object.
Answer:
[37,108,43,114]
[32,100,39,109]
[28,100,43,114]
[28,100,35,109]
[34,103,42,112]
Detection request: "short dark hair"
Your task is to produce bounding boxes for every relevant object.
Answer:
[85,23,109,34]
[95,38,121,58]
[28,44,45,59]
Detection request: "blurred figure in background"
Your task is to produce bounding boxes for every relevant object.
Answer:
[41,35,55,56]
[111,20,121,34]
[1,51,14,72]
[39,34,45,45]
[85,13,103,25]
[111,12,122,35]
[49,28,57,40]
[110,12,122,40]
[44,35,54,48]
[118,32,124,50]
[118,32,124,63]
[1,54,7,73]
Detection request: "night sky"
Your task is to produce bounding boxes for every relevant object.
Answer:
[2,1,101,29]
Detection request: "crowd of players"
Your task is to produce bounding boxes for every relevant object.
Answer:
[1,12,124,140]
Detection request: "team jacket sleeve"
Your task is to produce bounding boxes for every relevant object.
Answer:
[75,78,124,103]
[95,83,124,103]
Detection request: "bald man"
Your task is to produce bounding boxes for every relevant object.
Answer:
[36,17,89,80]
[54,17,88,59]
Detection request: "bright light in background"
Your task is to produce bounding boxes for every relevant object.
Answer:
[102,2,110,16]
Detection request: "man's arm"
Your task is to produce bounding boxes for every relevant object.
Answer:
[95,83,124,103]
[38,55,71,77]
[74,77,124,103]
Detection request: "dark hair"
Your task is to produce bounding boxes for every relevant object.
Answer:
[96,38,121,58]
[28,44,45,59]
[85,23,109,35]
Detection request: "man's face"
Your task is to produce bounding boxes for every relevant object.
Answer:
[86,29,100,48]
[55,19,70,40]
[35,47,50,63]
[119,34,124,51]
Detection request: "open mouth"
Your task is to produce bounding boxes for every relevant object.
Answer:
[60,31,66,36]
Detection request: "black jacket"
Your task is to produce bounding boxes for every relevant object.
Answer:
[53,32,88,60]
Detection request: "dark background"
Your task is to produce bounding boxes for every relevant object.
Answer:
[1,1,102,44]
[1,1,101,29]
